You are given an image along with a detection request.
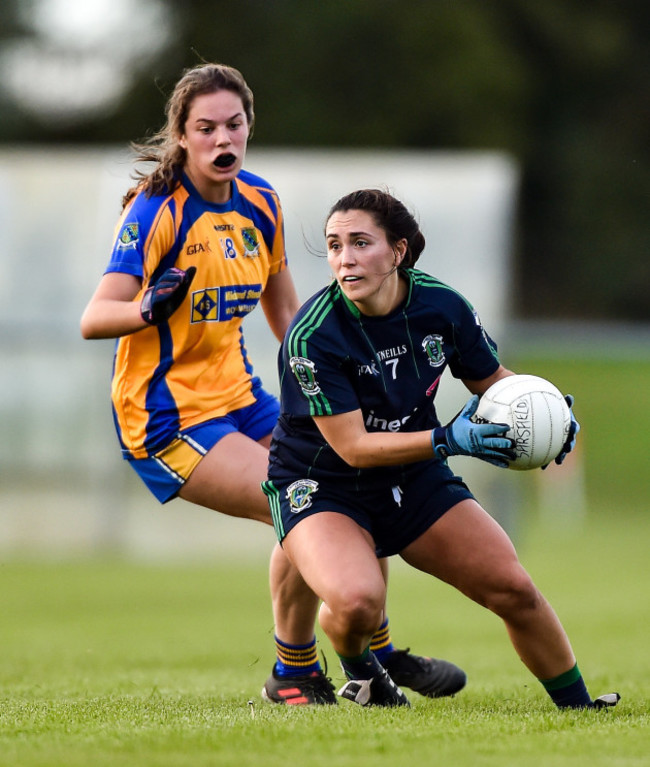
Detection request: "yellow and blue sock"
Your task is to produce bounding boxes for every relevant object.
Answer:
[369,617,395,664]
[540,663,592,708]
[273,635,321,677]
[274,617,396,678]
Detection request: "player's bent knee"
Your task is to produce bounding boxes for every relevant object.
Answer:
[330,590,384,635]
[482,571,542,619]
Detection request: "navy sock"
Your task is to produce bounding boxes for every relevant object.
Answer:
[338,647,384,680]
[540,664,592,708]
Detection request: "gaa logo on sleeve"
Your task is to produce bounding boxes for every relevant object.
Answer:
[286,479,319,513]
[289,356,321,396]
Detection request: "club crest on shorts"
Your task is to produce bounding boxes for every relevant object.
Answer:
[286,479,319,513]
[422,334,445,367]
[289,356,321,395]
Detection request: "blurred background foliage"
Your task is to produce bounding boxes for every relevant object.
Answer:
[1,0,647,321]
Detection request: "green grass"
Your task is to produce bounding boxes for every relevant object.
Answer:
[1,511,648,767]
[1,357,648,766]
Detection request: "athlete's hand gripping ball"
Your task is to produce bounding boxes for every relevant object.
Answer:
[140,266,196,325]
[432,394,515,468]
[542,394,580,469]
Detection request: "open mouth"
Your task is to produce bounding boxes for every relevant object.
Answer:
[213,153,236,168]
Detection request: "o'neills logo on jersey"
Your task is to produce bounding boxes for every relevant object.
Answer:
[289,356,321,396]
[376,344,407,361]
[422,334,446,367]
[286,479,319,513]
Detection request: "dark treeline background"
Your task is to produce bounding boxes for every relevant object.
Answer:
[1,0,648,321]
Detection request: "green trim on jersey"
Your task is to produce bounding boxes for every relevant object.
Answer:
[410,270,500,362]
[409,270,474,306]
[285,284,342,417]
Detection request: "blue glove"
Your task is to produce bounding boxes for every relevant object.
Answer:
[141,266,196,325]
[542,394,580,469]
[432,394,515,468]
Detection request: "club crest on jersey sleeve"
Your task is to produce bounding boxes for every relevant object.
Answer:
[422,334,446,367]
[118,223,139,249]
[289,356,321,396]
[286,479,319,513]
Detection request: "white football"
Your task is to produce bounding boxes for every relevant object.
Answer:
[473,375,571,470]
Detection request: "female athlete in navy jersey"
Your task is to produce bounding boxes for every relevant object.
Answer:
[264,188,619,709]
[81,64,464,705]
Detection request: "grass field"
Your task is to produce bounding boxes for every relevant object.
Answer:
[1,515,648,767]
[1,358,648,766]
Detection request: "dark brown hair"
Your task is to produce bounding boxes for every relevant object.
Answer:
[122,63,254,208]
[326,188,425,268]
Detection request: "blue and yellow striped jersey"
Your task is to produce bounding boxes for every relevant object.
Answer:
[106,170,287,458]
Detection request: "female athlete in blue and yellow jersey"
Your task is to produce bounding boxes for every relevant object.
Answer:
[264,188,619,709]
[81,64,465,705]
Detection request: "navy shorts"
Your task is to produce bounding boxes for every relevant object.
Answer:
[128,382,279,503]
[262,460,475,557]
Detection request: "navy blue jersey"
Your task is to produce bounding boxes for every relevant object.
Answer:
[268,268,500,487]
